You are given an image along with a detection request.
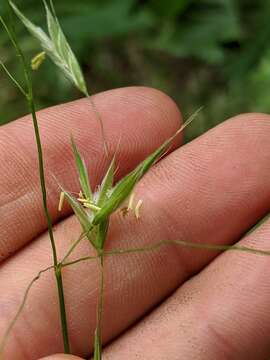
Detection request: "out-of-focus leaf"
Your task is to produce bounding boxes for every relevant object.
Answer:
[149,0,192,18]
[61,3,155,43]
[152,0,242,64]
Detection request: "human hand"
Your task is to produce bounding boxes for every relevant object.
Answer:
[1,87,270,360]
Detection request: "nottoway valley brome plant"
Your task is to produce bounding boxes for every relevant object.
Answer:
[1,1,270,359]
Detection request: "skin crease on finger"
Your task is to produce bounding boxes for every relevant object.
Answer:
[0,105,270,359]
[0,87,183,359]
[39,356,83,360]
[1,111,270,359]
[102,221,270,360]
[0,86,182,262]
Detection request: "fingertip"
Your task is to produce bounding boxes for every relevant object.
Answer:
[208,112,270,141]
[39,355,84,360]
[133,86,183,146]
[90,86,183,150]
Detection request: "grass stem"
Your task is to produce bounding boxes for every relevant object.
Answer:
[62,238,270,269]
[1,7,71,352]
[55,265,70,353]
[27,73,70,355]
[94,252,105,360]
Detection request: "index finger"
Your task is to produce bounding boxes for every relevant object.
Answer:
[0,86,182,261]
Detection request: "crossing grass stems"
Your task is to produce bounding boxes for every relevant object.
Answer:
[0,1,270,359]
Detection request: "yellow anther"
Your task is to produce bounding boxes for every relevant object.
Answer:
[135,200,143,219]
[120,193,135,217]
[128,193,135,210]
[83,202,101,211]
[58,191,65,212]
[31,51,46,70]
[120,195,143,219]
[77,198,90,203]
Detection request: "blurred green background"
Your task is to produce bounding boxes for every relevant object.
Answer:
[1,0,270,140]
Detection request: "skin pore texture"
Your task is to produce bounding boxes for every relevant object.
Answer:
[1,87,270,360]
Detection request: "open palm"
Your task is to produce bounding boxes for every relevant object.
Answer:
[1,87,270,360]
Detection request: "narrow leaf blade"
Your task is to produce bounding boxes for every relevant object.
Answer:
[71,137,92,201]
[97,157,115,207]
[61,189,93,242]
[44,1,59,46]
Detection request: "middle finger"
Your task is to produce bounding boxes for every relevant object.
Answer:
[1,113,270,359]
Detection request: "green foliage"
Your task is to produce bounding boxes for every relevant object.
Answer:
[1,0,270,141]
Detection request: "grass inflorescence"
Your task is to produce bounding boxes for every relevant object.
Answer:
[1,1,270,359]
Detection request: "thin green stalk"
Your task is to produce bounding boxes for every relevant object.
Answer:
[27,96,58,263]
[106,240,270,257]
[1,7,70,353]
[60,232,86,264]
[0,58,26,96]
[26,59,71,356]
[55,264,70,353]
[0,265,54,358]
[62,254,98,268]
[60,225,95,265]
[86,92,109,157]
[245,212,270,236]
[0,250,100,357]
[62,238,270,268]
[94,252,105,360]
